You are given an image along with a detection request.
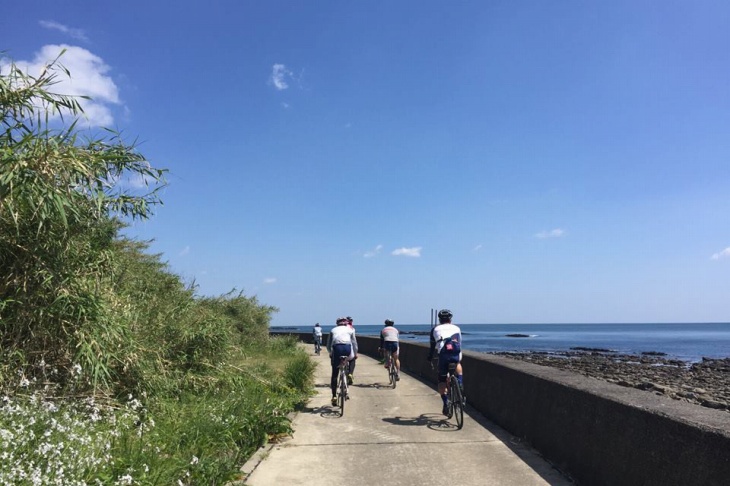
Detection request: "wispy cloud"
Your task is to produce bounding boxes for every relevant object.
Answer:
[2,44,121,126]
[392,247,422,258]
[535,228,565,239]
[363,244,383,258]
[711,247,730,260]
[281,102,290,109]
[39,20,88,41]
[269,64,293,90]
[473,244,483,252]
[264,277,277,284]
[179,246,190,256]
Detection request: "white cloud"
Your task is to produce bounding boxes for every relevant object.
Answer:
[473,244,483,252]
[281,102,290,109]
[6,44,121,126]
[711,248,730,260]
[363,244,383,258]
[535,228,565,239]
[264,277,277,284]
[39,20,88,41]
[392,247,422,258]
[269,64,292,90]
[179,246,190,256]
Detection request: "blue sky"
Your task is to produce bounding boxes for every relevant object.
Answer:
[4,2,730,326]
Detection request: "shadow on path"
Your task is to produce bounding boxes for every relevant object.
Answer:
[382,413,461,431]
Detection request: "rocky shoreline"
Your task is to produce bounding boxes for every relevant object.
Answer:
[490,350,730,413]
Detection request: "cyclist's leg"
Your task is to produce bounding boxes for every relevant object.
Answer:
[330,354,339,398]
[347,348,356,384]
[331,344,350,403]
[437,353,450,415]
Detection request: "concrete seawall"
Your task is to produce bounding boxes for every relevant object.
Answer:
[277,331,730,485]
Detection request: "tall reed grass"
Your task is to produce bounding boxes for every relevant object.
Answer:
[1,52,316,484]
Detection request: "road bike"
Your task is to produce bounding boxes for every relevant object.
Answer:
[446,362,464,429]
[383,348,398,389]
[335,356,349,415]
[431,359,465,429]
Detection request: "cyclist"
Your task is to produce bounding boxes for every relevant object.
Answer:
[379,319,400,380]
[345,316,357,384]
[427,309,464,416]
[312,323,323,354]
[326,317,358,406]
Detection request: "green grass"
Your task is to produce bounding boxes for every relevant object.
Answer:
[0,338,315,485]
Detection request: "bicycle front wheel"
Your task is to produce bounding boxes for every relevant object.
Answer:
[389,361,397,389]
[450,378,464,429]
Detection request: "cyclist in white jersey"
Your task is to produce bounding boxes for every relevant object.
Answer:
[345,316,357,383]
[326,317,358,406]
[312,323,323,353]
[379,319,400,380]
[427,309,463,416]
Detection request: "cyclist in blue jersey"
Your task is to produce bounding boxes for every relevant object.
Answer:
[326,317,358,406]
[427,309,464,416]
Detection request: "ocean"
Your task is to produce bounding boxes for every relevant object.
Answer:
[272,322,730,363]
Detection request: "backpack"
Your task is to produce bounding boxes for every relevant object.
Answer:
[443,335,461,353]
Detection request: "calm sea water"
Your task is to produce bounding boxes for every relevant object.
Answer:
[273,323,730,363]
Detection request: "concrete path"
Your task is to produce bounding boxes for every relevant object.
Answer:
[243,351,571,485]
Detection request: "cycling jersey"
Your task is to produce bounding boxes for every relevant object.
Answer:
[327,325,358,355]
[380,326,399,342]
[430,323,462,358]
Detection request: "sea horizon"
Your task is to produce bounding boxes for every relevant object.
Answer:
[272,322,730,363]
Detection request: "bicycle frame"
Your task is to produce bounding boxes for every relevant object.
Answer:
[336,356,349,415]
[384,348,397,388]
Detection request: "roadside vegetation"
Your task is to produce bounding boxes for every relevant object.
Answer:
[0,51,315,485]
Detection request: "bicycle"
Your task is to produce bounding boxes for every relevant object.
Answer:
[383,348,398,389]
[313,336,321,355]
[431,359,464,429]
[335,356,349,415]
[446,362,464,429]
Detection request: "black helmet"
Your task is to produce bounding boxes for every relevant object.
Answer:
[384,319,394,326]
[437,309,453,322]
[336,317,347,325]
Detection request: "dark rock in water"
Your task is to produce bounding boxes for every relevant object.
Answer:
[570,347,615,353]
[505,333,531,338]
[641,351,667,356]
[401,331,432,336]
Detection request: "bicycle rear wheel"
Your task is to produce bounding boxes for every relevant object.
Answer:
[389,360,397,389]
[338,370,346,416]
[384,352,393,386]
[450,377,464,429]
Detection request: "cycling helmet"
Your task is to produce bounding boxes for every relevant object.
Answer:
[336,317,347,325]
[384,319,394,326]
[437,309,453,322]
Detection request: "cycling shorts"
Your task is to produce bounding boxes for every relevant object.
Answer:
[331,343,353,367]
[382,341,399,353]
[437,350,460,382]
